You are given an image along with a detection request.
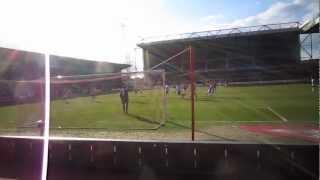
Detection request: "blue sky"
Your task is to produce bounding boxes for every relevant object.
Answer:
[161,0,317,32]
[0,0,318,67]
[164,0,278,22]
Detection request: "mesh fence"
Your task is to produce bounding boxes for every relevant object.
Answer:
[50,70,167,132]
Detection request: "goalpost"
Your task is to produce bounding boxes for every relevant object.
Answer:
[50,70,167,130]
[49,46,197,137]
[148,46,196,140]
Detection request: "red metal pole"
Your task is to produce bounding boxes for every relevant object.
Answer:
[189,46,195,141]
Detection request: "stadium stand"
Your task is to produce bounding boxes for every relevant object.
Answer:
[50,55,130,100]
[138,22,318,85]
[0,47,130,105]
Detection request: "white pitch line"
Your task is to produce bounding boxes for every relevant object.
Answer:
[267,107,288,122]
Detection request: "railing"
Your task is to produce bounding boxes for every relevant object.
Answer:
[139,22,300,44]
[0,137,318,179]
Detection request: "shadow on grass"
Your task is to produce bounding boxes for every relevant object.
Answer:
[166,120,236,141]
[49,113,163,131]
[127,113,161,125]
[130,100,148,104]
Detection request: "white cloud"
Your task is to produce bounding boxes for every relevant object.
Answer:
[200,14,224,23]
[200,0,318,29]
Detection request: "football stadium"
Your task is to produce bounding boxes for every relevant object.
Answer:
[0,2,319,179]
[0,20,318,143]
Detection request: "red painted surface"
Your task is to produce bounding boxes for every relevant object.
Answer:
[240,124,320,143]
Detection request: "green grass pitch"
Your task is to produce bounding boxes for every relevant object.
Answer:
[0,84,317,132]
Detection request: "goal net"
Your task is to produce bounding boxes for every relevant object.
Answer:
[50,70,167,130]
